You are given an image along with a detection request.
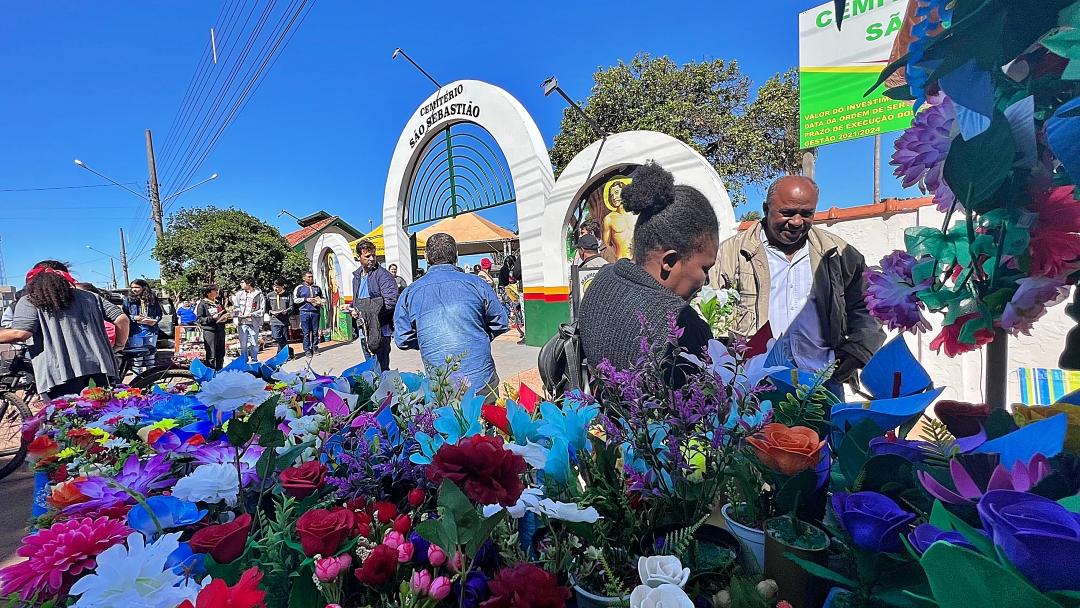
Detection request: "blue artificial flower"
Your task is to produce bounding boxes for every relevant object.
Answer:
[506,399,544,445]
[543,437,572,486]
[165,541,207,577]
[411,431,445,465]
[432,388,484,442]
[127,495,207,536]
[537,400,598,452]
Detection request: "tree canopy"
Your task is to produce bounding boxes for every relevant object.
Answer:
[548,53,801,206]
[153,206,309,300]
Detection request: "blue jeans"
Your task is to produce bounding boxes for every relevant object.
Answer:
[238,323,259,363]
[270,323,289,351]
[300,311,321,355]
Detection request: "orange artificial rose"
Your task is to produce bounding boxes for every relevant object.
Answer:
[746,423,825,476]
[26,436,58,463]
[47,478,90,509]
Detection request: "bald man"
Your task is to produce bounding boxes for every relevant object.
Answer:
[711,175,884,396]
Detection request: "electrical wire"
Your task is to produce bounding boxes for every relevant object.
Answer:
[0,183,141,193]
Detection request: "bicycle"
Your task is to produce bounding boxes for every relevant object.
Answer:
[0,344,195,481]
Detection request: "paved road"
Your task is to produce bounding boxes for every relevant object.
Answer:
[281,335,541,385]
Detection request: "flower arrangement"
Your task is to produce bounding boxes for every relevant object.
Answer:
[691,285,742,339]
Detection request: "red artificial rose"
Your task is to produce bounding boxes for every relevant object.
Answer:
[178,566,266,608]
[189,513,253,564]
[934,400,991,438]
[480,564,571,608]
[374,501,397,524]
[354,544,399,586]
[929,312,995,357]
[393,514,411,534]
[279,461,328,500]
[407,488,425,508]
[346,496,366,511]
[54,464,69,483]
[426,435,527,507]
[296,508,355,558]
[26,436,58,463]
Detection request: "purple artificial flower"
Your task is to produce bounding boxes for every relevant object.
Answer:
[832,491,916,554]
[65,453,176,514]
[978,490,1080,592]
[453,571,491,608]
[1001,276,1071,337]
[907,523,977,554]
[869,435,932,463]
[189,441,265,485]
[863,250,933,333]
[917,454,1053,505]
[891,92,960,213]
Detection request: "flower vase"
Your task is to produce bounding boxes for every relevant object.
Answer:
[763,518,830,608]
[721,503,764,573]
[31,471,50,519]
[572,583,629,608]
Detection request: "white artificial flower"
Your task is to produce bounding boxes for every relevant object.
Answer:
[505,441,548,468]
[288,414,323,437]
[87,407,141,432]
[69,532,200,608]
[197,370,269,413]
[630,584,695,608]
[483,487,542,519]
[102,438,131,450]
[683,339,786,394]
[171,463,240,506]
[534,498,600,523]
[271,368,311,386]
[638,556,690,588]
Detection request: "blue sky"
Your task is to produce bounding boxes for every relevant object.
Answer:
[0,1,920,287]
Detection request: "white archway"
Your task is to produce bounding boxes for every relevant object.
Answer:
[382,80,555,284]
[310,232,358,298]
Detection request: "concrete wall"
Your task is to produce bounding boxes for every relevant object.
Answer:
[816,205,1072,405]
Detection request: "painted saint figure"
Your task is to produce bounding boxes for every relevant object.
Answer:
[602,177,636,260]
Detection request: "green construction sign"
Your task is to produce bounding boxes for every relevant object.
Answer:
[799,0,915,148]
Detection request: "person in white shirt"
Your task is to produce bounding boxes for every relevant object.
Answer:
[232,277,265,364]
[710,176,885,399]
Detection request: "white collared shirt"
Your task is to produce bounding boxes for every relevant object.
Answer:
[761,230,833,372]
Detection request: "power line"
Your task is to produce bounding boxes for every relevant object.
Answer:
[0,183,141,192]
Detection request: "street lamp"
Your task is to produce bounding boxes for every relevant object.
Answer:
[74,159,217,205]
[161,174,218,204]
[392,48,442,89]
[88,269,115,290]
[541,76,608,139]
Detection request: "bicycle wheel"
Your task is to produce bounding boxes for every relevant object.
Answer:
[129,366,196,392]
[0,393,31,481]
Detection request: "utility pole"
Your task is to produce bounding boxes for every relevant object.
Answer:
[873,134,881,203]
[119,228,130,286]
[109,258,118,290]
[146,129,164,239]
[802,150,816,179]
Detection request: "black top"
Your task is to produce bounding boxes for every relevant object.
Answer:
[266,291,294,326]
[578,258,711,376]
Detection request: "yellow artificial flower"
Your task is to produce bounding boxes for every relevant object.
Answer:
[56,447,79,460]
[1014,403,1080,454]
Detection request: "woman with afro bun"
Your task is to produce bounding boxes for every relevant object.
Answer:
[577,161,718,380]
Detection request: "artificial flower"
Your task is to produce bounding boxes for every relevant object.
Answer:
[1013,403,1080,454]
[629,583,695,608]
[172,463,240,506]
[407,488,425,508]
[189,442,264,485]
[638,556,690,589]
[127,495,207,536]
[746,423,825,476]
[178,567,266,608]
[354,544,398,586]
[374,501,397,523]
[863,250,933,332]
[69,532,200,608]
[66,453,175,514]
[456,571,491,608]
[189,513,252,564]
[890,92,959,213]
[410,570,433,594]
[196,370,269,413]
[480,563,571,608]
[906,523,976,554]
[1001,276,1071,336]
[430,576,452,600]
[0,516,131,599]
[48,480,90,509]
[978,490,1080,592]
[427,434,527,507]
[868,435,932,463]
[929,312,994,357]
[296,508,354,559]
[1028,186,1080,279]
[428,543,447,566]
[315,554,352,582]
[26,435,58,463]
[831,491,915,554]
[279,461,328,499]
[934,400,990,438]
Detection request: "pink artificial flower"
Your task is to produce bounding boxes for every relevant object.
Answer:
[428,543,447,566]
[891,92,960,213]
[397,542,415,563]
[430,576,453,600]
[1001,276,1071,336]
[382,530,405,550]
[314,553,352,582]
[410,570,433,594]
[447,550,464,573]
[863,250,933,332]
[0,516,130,599]
[1029,186,1080,279]
[326,605,343,608]
[929,312,995,357]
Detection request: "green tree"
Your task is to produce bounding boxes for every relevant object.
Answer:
[548,53,802,205]
[738,210,762,222]
[153,206,309,300]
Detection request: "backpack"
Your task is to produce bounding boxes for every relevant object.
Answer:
[538,322,592,396]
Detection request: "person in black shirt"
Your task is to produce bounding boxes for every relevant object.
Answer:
[195,285,229,370]
[268,279,294,357]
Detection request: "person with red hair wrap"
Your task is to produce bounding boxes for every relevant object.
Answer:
[0,260,130,399]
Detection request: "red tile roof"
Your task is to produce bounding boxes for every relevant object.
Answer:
[285,216,337,247]
[737,196,934,231]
